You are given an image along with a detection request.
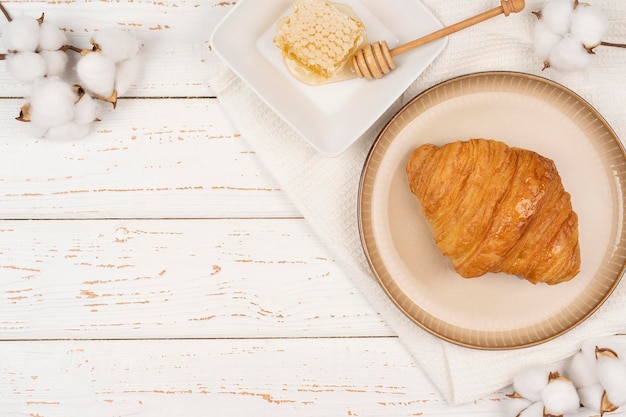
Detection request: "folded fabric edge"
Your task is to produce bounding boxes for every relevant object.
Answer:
[208,63,462,403]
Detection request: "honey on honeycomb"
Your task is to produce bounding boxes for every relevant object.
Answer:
[274,0,366,84]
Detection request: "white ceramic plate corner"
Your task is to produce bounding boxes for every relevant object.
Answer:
[211,0,446,157]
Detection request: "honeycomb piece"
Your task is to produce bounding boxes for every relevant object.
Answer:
[274,0,365,80]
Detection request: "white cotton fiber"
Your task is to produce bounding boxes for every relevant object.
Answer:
[567,351,599,388]
[518,401,545,417]
[77,52,116,97]
[577,383,604,412]
[548,35,592,71]
[533,0,609,73]
[541,379,580,416]
[6,51,47,82]
[534,20,563,61]
[541,0,575,36]
[37,21,68,51]
[39,50,68,77]
[20,121,48,139]
[29,77,76,128]
[1,15,40,52]
[73,93,100,125]
[581,337,624,361]
[570,4,608,48]
[513,366,551,402]
[562,406,600,417]
[506,397,532,417]
[92,28,142,63]
[597,356,626,406]
[114,56,141,96]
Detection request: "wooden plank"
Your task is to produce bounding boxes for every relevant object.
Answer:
[0,98,298,218]
[0,337,513,417]
[0,218,391,339]
[0,0,236,97]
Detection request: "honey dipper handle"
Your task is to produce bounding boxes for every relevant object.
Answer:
[389,0,525,57]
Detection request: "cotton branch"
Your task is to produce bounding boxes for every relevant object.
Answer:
[0,1,7,59]
[600,41,626,49]
[0,2,11,22]
[59,44,84,54]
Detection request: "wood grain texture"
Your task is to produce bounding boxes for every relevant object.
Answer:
[1,0,623,415]
[0,98,298,219]
[0,338,512,417]
[0,219,390,339]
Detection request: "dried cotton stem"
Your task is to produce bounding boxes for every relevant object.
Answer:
[59,45,83,54]
[0,2,11,22]
[0,1,10,59]
[600,41,626,49]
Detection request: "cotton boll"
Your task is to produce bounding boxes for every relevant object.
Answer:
[570,4,608,49]
[540,0,575,36]
[506,397,532,417]
[20,122,48,139]
[39,50,68,77]
[44,122,90,140]
[581,337,624,361]
[567,351,599,388]
[29,77,76,128]
[1,15,40,52]
[518,401,545,417]
[547,35,592,72]
[580,387,621,416]
[597,356,626,406]
[76,52,116,97]
[577,383,604,412]
[513,366,551,402]
[114,56,141,96]
[534,20,562,62]
[563,406,599,417]
[6,51,47,82]
[37,21,68,51]
[541,378,580,416]
[73,93,99,125]
[580,339,601,364]
[92,28,142,63]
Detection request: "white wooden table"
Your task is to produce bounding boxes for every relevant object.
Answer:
[1,1,622,416]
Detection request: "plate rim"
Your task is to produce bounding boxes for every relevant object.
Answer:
[358,70,626,350]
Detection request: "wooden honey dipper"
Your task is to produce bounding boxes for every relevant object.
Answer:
[352,0,526,80]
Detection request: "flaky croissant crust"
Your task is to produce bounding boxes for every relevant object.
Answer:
[406,139,580,285]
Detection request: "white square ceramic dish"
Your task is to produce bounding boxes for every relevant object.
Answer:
[211,0,446,157]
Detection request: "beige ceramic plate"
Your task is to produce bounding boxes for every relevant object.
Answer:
[359,72,626,350]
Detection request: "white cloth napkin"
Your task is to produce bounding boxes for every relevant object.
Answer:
[209,0,626,404]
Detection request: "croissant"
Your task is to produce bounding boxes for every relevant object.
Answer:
[406,139,580,285]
